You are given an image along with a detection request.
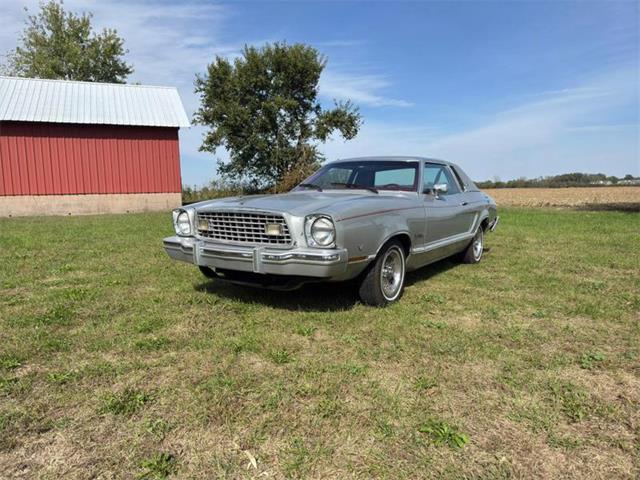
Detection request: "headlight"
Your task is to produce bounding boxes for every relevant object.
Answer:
[173,209,192,236]
[305,215,336,247]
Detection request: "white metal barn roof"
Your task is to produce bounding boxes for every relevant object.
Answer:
[0,76,190,128]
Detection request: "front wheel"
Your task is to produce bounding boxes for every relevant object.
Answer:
[461,227,484,264]
[358,240,406,307]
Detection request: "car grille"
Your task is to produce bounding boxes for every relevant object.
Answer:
[196,211,292,245]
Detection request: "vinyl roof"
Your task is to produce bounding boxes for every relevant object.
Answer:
[0,76,190,128]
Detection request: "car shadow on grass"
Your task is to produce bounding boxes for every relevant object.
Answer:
[193,257,460,312]
[405,258,459,288]
[195,279,359,311]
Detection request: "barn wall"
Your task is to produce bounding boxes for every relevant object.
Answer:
[0,121,182,196]
[0,193,182,217]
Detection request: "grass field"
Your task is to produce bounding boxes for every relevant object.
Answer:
[484,186,640,209]
[1,208,638,479]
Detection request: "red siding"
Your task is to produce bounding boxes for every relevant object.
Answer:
[0,121,181,195]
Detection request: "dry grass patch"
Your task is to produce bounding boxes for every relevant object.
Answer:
[485,186,640,208]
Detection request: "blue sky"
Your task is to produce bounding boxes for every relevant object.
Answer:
[2,0,638,185]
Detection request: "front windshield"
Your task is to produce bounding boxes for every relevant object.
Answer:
[295,161,419,192]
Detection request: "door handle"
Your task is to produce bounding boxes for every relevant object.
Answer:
[460,201,468,206]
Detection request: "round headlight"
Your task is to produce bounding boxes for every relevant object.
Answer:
[176,211,191,235]
[310,216,335,246]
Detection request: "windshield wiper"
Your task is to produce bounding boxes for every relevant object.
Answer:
[330,182,379,194]
[298,183,323,191]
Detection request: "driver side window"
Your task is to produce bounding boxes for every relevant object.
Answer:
[423,163,460,195]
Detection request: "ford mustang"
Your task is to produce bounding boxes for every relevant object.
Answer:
[164,157,498,306]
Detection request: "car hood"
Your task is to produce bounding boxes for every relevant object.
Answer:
[190,191,418,220]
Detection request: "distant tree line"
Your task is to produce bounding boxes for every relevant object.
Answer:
[477,173,639,189]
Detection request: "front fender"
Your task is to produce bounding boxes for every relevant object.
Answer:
[336,209,421,260]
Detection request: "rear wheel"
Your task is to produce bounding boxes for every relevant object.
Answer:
[358,240,406,307]
[461,227,484,264]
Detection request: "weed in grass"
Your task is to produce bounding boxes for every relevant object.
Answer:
[100,388,150,416]
[343,362,367,376]
[315,397,341,419]
[135,317,166,334]
[40,335,71,352]
[340,334,359,345]
[143,417,172,441]
[550,382,590,423]
[228,334,260,354]
[269,349,293,365]
[414,375,438,391]
[47,371,75,384]
[0,376,20,396]
[62,286,95,302]
[138,452,177,479]
[40,304,75,326]
[375,418,394,439]
[0,411,10,432]
[261,382,288,410]
[580,352,605,369]
[421,319,446,329]
[422,292,445,304]
[199,373,237,394]
[532,310,546,319]
[135,336,170,351]
[284,438,310,478]
[0,356,21,370]
[547,431,582,450]
[509,401,556,433]
[295,325,317,337]
[418,419,469,449]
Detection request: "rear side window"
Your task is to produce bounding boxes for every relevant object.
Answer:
[450,166,467,191]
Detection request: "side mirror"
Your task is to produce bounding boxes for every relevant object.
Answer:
[433,183,448,197]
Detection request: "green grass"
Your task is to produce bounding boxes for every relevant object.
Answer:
[0,208,638,478]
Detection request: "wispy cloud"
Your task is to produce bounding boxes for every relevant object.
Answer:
[320,70,413,108]
[313,39,365,48]
[322,66,639,179]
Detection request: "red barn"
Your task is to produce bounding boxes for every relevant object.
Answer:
[0,76,190,216]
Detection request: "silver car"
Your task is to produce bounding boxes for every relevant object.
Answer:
[164,157,498,306]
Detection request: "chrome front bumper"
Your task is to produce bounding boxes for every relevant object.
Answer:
[163,236,348,278]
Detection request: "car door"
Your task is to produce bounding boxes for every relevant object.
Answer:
[421,162,464,245]
[448,164,480,235]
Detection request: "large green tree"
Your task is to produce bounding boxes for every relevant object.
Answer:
[194,42,362,190]
[2,1,133,83]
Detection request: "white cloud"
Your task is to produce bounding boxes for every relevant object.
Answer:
[320,70,414,108]
[321,66,639,179]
